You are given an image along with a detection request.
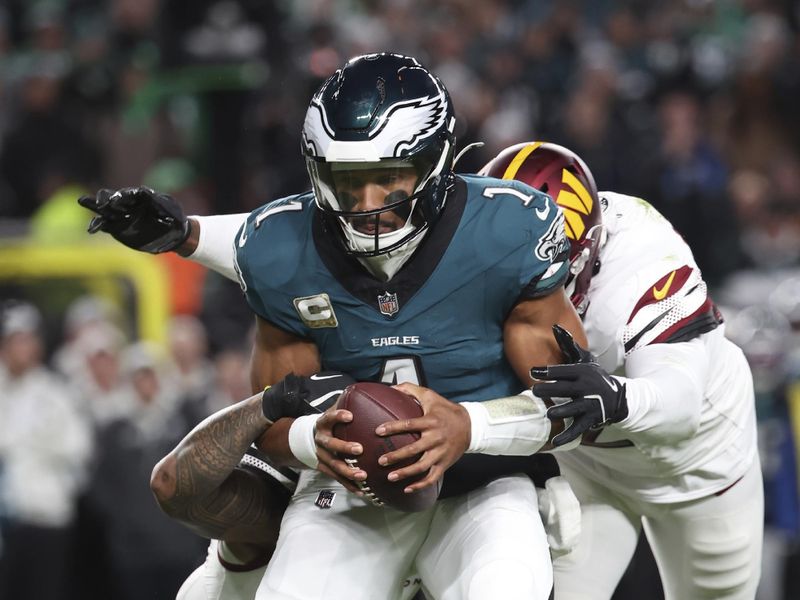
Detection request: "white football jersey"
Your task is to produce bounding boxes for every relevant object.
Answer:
[556,192,758,503]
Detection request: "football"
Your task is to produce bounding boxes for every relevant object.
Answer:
[333,382,440,512]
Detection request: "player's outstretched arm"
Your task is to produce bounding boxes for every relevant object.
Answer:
[78,186,248,280]
[150,370,356,543]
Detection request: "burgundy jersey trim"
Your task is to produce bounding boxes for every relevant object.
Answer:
[624,298,723,354]
[627,265,693,325]
[652,298,723,344]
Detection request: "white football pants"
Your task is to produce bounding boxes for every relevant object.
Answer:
[416,474,552,600]
[553,457,763,600]
[255,471,551,600]
[175,540,424,600]
[176,541,266,600]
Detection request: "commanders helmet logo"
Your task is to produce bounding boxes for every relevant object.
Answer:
[555,169,594,241]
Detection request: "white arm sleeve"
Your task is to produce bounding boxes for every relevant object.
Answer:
[614,337,707,444]
[462,390,578,455]
[187,214,249,281]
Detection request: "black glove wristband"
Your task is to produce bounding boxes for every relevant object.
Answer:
[261,371,356,422]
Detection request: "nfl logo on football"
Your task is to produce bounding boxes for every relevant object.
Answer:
[377,291,399,317]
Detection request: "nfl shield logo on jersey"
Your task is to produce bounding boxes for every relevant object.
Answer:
[377,291,399,317]
[315,490,336,509]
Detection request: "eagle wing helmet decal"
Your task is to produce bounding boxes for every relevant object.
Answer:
[303,92,448,160]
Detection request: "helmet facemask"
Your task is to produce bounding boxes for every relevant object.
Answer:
[564,223,605,316]
[307,153,446,258]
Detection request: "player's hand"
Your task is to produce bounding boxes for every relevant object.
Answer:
[374,382,471,494]
[261,371,356,422]
[78,186,190,253]
[530,325,628,447]
[313,406,368,494]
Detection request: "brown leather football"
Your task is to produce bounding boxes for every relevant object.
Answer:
[332,382,440,512]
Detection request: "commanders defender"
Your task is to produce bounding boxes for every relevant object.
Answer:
[475,142,763,600]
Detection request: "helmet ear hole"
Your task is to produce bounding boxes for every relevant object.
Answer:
[540,182,549,194]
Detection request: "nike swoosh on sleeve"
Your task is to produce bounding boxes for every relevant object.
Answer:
[652,270,676,300]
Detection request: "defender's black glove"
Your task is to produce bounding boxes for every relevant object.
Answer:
[261,371,356,423]
[530,325,628,447]
[78,187,190,253]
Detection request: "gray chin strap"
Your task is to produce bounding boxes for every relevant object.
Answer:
[356,231,427,282]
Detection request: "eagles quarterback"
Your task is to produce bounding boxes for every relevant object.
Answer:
[80,54,586,600]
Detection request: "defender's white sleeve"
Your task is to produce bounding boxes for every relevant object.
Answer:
[188,214,248,281]
[462,391,579,456]
[613,337,707,444]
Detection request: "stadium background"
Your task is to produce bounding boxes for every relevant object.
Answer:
[0,0,798,598]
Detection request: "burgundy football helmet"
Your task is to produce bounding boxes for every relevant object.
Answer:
[480,141,604,315]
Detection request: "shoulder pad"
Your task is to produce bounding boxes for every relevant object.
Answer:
[623,265,722,355]
[233,193,313,294]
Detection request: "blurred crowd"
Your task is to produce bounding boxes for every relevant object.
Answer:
[0,297,252,599]
[0,0,799,599]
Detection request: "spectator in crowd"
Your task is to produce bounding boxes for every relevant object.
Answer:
[53,294,120,380]
[205,346,251,412]
[167,314,214,399]
[0,301,92,600]
[81,340,207,600]
[69,320,132,426]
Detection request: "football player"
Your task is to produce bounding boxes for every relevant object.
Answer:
[81,54,585,600]
[475,142,764,600]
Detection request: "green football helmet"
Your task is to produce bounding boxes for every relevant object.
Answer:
[302,53,456,276]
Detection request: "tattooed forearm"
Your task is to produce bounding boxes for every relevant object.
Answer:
[177,466,288,546]
[150,394,271,522]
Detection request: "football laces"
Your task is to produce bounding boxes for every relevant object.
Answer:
[344,457,385,507]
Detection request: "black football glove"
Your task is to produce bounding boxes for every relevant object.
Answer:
[530,325,628,447]
[261,371,356,423]
[78,186,190,253]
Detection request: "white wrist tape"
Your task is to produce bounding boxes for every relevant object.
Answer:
[288,414,322,469]
[463,390,552,455]
[189,214,248,281]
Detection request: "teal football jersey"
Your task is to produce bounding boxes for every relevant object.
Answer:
[234,175,569,403]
